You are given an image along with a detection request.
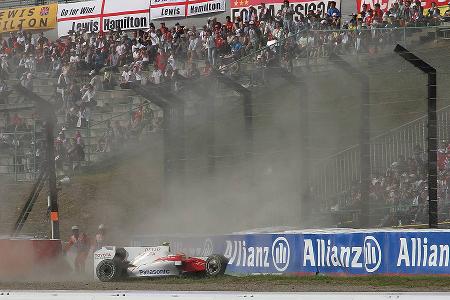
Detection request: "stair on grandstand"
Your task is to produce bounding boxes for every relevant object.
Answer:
[0,71,149,181]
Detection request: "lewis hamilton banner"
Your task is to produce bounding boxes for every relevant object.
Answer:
[150,0,226,20]
[57,0,150,37]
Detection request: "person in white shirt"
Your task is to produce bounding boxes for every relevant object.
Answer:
[167,50,177,70]
[25,54,36,74]
[81,84,96,106]
[69,50,80,64]
[89,71,103,91]
[205,30,216,66]
[152,66,162,85]
[187,31,200,60]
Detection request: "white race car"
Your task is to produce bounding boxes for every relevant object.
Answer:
[93,245,227,282]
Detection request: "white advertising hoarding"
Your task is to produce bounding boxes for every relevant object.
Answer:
[150,0,226,20]
[57,0,150,37]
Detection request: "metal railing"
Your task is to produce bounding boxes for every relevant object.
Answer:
[312,104,450,211]
[0,124,42,182]
[220,26,439,75]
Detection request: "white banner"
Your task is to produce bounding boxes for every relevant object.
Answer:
[230,0,341,22]
[57,0,150,37]
[188,0,226,17]
[150,0,226,20]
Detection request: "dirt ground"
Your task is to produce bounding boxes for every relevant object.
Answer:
[2,275,450,292]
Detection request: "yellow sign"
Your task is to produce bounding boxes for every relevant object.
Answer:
[0,3,57,33]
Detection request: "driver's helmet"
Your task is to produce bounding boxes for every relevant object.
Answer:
[162,242,170,252]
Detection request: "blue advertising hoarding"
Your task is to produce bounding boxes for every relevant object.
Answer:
[132,230,450,275]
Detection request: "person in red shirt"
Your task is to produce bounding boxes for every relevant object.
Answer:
[225,16,234,32]
[365,9,374,26]
[155,48,167,72]
[373,3,383,24]
[63,225,91,273]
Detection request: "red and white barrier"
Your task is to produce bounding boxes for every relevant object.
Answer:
[0,239,62,277]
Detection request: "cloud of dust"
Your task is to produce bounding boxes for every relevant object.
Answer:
[88,69,361,240]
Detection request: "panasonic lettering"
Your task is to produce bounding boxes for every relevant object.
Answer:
[139,269,170,275]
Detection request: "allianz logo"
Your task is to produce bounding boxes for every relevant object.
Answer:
[303,236,382,273]
[224,237,290,272]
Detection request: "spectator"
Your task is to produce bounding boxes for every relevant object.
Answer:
[445,3,450,16]
[282,0,294,32]
[0,79,10,104]
[205,30,216,66]
[81,84,96,107]
[327,1,341,18]
[20,72,33,90]
[427,1,441,17]
[102,67,115,90]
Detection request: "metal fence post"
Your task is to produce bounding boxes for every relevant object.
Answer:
[306,30,310,66]
[87,120,91,163]
[403,27,406,44]
[394,44,438,228]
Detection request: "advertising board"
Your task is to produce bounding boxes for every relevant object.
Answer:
[0,4,57,33]
[132,229,450,275]
[150,0,226,20]
[230,0,341,22]
[57,0,150,37]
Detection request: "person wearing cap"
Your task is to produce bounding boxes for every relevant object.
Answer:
[64,225,91,273]
[95,224,107,250]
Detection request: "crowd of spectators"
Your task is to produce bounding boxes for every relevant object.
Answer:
[333,143,450,227]
[1,0,450,214]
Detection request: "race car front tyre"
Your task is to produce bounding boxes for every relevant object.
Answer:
[96,259,123,282]
[205,254,227,277]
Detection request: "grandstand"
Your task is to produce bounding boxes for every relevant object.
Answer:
[2,0,450,239]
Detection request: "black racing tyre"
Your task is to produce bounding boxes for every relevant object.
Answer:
[96,259,123,282]
[205,254,227,277]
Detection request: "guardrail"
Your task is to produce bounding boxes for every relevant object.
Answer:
[132,229,450,276]
[0,98,161,181]
[311,104,450,212]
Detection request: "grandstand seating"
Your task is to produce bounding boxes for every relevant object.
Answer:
[0,68,160,181]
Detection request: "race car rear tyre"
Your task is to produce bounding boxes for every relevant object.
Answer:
[205,254,227,277]
[96,259,123,282]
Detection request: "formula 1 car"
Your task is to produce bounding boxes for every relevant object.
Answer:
[93,245,228,282]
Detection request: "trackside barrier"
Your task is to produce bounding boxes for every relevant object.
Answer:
[0,239,62,277]
[132,229,450,275]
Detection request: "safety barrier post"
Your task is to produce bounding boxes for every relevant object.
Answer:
[394,44,438,228]
[87,120,91,164]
